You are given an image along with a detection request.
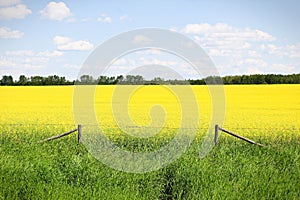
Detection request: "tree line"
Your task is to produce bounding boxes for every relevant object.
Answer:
[0,75,74,86]
[190,74,300,85]
[1,73,300,86]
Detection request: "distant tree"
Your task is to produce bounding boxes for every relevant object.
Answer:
[240,75,250,84]
[205,76,222,85]
[17,75,28,85]
[109,76,116,84]
[252,74,266,84]
[30,76,45,85]
[96,75,123,84]
[188,79,205,85]
[116,75,124,84]
[97,76,108,85]
[125,75,135,84]
[0,73,299,86]
[134,75,144,84]
[151,77,164,84]
[1,75,14,85]
[231,76,241,84]
[80,75,95,84]
[59,76,67,85]
[45,75,61,85]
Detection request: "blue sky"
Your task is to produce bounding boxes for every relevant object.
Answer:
[1,0,300,80]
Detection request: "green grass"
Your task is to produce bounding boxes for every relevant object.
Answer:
[1,127,300,199]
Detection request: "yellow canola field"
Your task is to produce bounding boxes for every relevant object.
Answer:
[0,85,299,137]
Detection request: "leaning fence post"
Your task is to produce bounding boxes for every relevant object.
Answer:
[217,126,264,147]
[78,124,82,143]
[214,124,219,145]
[39,128,78,143]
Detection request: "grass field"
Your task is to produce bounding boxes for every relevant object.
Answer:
[0,85,299,199]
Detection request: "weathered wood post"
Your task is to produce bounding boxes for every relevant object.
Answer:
[78,124,82,143]
[214,124,219,145]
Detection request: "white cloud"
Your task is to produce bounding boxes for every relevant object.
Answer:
[208,49,229,57]
[134,49,163,56]
[63,64,80,69]
[260,44,267,50]
[39,2,72,21]
[0,3,31,20]
[285,43,300,58]
[183,23,275,54]
[6,50,34,56]
[119,15,127,20]
[178,22,300,75]
[53,36,93,51]
[140,58,179,67]
[133,35,153,45]
[271,63,294,72]
[36,50,63,57]
[0,57,15,67]
[0,50,63,71]
[97,14,112,23]
[119,14,131,21]
[182,23,275,41]
[81,17,92,22]
[112,57,127,65]
[0,0,21,6]
[53,35,71,44]
[0,26,23,38]
[245,58,267,67]
[169,27,178,32]
[183,23,233,34]
[266,43,300,58]
[242,42,251,49]
[247,50,261,58]
[5,50,63,58]
[267,44,277,52]
[246,67,264,74]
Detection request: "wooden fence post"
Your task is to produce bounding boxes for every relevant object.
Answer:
[78,124,82,143]
[214,124,219,145]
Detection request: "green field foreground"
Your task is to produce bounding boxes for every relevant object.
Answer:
[1,131,299,199]
[0,85,300,199]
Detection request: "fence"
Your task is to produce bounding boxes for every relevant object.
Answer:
[37,124,264,147]
[39,124,82,143]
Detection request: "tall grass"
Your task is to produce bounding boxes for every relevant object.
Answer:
[1,128,299,199]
